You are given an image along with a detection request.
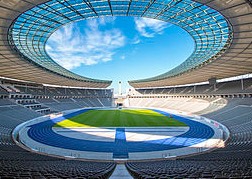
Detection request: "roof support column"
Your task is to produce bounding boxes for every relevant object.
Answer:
[241,78,244,91]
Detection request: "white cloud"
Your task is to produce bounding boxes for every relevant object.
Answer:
[98,16,116,25]
[134,17,170,38]
[132,36,141,44]
[120,55,125,60]
[46,18,125,70]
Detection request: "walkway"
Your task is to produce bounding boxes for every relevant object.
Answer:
[110,164,132,179]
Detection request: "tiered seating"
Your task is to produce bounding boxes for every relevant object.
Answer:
[13,85,113,109]
[54,98,74,102]
[184,98,228,116]
[15,85,113,97]
[1,81,111,115]
[0,99,16,106]
[129,97,211,113]
[1,77,251,178]
[11,96,51,114]
[0,86,8,95]
[135,78,252,95]
[0,84,14,93]
[126,160,251,179]
[244,78,252,92]
[45,102,83,111]
[37,98,57,103]
[0,160,115,178]
[0,102,115,178]
[99,98,113,107]
[0,80,116,178]
[126,97,252,178]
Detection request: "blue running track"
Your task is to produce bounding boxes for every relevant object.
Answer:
[27,108,214,159]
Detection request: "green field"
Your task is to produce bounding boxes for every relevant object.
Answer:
[54,109,187,128]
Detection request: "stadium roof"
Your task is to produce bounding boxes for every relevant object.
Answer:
[130,0,252,88]
[0,0,251,88]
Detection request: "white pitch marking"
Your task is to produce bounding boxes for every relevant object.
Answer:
[53,127,189,142]
[53,127,116,142]
[125,127,189,141]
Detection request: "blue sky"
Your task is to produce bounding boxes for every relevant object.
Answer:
[46,17,194,93]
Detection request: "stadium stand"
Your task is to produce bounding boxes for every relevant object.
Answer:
[0,78,113,114]
[126,80,252,178]
[0,78,251,178]
[133,78,252,96]
[0,80,115,178]
[0,87,9,95]
[0,0,251,178]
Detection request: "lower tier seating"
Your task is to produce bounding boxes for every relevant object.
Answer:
[0,99,115,178]
[126,97,252,178]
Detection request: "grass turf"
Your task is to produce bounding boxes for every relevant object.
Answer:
[54,109,187,128]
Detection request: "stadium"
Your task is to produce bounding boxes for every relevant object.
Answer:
[0,0,252,178]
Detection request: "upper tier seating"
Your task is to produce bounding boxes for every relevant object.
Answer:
[0,86,8,95]
[0,81,113,114]
[15,85,113,98]
[135,78,252,96]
